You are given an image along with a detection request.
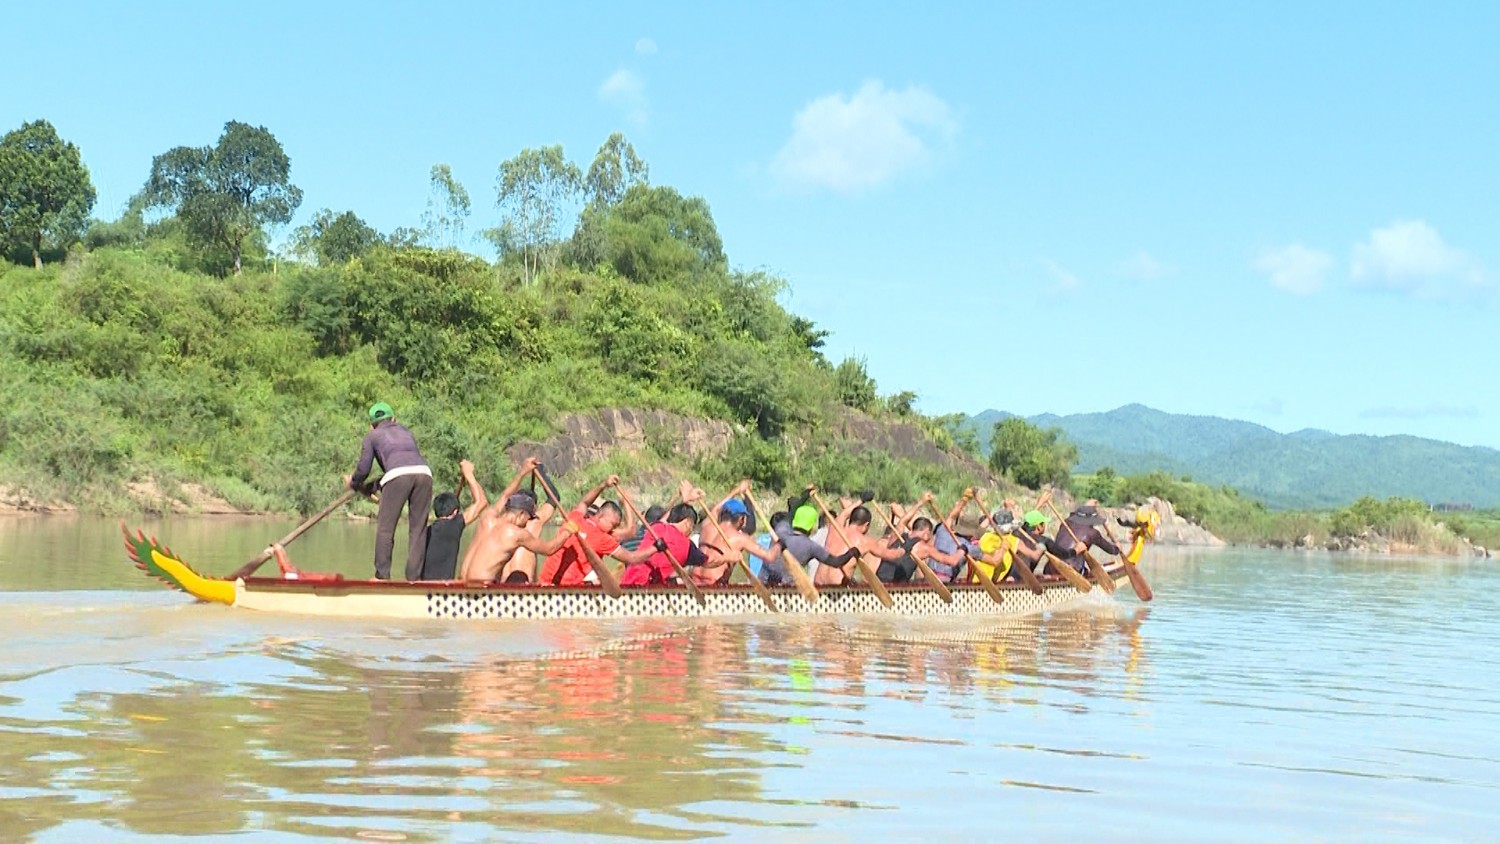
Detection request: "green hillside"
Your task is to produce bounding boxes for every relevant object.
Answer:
[0,123,972,513]
[966,405,1500,508]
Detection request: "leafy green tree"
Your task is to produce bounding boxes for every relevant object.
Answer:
[833,356,878,411]
[140,121,302,274]
[885,390,917,417]
[420,164,470,250]
[584,133,649,208]
[603,185,726,284]
[290,209,380,266]
[570,134,650,269]
[988,417,1078,489]
[0,119,96,267]
[490,145,582,284]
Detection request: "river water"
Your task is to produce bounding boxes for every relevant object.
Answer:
[1,516,1497,841]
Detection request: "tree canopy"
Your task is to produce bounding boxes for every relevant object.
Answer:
[987,417,1078,489]
[140,121,302,275]
[0,120,96,267]
[290,209,381,266]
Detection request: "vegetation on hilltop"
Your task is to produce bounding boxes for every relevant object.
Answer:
[0,121,978,513]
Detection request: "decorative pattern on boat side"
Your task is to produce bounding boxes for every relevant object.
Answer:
[422,583,1060,620]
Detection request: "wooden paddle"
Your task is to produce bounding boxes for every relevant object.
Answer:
[871,501,953,603]
[229,489,357,580]
[924,499,1002,605]
[699,487,780,612]
[968,492,1045,595]
[1102,518,1154,602]
[741,493,821,605]
[530,467,623,598]
[1042,548,1095,593]
[614,487,707,607]
[807,489,895,609]
[1046,501,1117,594]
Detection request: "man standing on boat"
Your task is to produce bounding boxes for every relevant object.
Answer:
[348,402,433,581]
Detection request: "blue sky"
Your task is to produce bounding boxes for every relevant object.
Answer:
[7,1,1498,447]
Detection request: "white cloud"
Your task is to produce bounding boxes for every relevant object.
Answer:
[1351,219,1485,297]
[770,80,958,194]
[1255,244,1333,295]
[635,37,657,55]
[1121,250,1174,281]
[598,69,648,126]
[1041,258,1080,293]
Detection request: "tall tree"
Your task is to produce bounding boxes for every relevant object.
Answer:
[584,133,649,209]
[571,133,650,268]
[988,417,1078,489]
[490,145,581,284]
[420,163,470,250]
[290,209,381,265]
[0,120,96,268]
[140,121,302,275]
[601,184,726,284]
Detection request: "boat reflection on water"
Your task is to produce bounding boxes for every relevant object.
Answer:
[0,605,1154,839]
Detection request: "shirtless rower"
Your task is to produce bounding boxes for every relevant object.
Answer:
[459,457,576,584]
[693,480,783,586]
[822,494,909,586]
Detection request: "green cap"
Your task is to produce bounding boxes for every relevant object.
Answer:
[368,402,394,423]
[1023,510,1048,528]
[792,504,819,533]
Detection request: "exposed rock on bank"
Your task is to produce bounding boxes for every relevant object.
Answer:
[1122,497,1227,547]
[506,408,734,476]
[830,408,995,479]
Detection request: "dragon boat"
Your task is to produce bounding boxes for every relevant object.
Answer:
[123,521,1153,621]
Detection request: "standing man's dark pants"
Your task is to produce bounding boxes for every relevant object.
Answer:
[374,474,433,580]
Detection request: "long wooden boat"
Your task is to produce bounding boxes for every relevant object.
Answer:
[123,524,1146,621]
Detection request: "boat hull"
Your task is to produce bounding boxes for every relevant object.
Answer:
[233,575,1125,620]
[125,523,1132,621]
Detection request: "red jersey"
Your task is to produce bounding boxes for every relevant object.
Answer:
[539,509,620,586]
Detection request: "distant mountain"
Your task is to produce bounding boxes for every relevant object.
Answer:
[964,404,1500,509]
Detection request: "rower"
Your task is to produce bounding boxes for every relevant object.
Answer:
[459,457,576,584]
[620,498,710,586]
[896,492,968,582]
[419,460,490,580]
[1051,503,1121,574]
[823,499,909,586]
[347,401,434,581]
[766,493,859,586]
[538,474,655,586]
[694,481,783,586]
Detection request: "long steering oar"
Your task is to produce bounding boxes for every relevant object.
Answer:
[927,498,1003,605]
[1045,501,1117,594]
[742,494,821,605]
[615,487,707,607]
[969,492,1045,595]
[1102,518,1154,602]
[808,489,895,609]
[230,490,357,580]
[699,488,779,612]
[531,466,623,598]
[872,502,953,603]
